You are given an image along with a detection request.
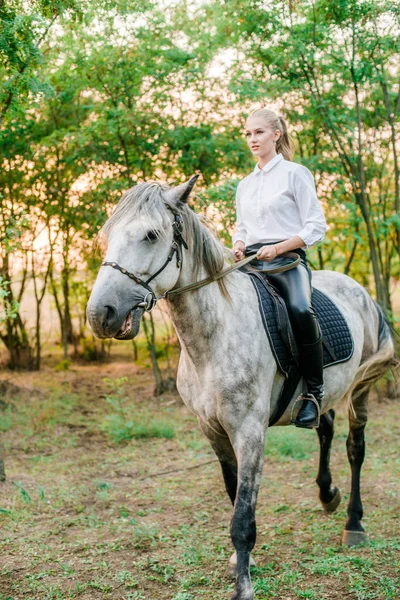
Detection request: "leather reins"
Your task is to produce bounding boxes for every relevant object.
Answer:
[101,206,300,312]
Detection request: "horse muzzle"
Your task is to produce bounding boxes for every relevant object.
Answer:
[114,306,145,340]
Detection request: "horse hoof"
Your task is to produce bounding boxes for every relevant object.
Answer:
[342,529,368,547]
[321,487,341,513]
[231,592,254,600]
[228,552,256,578]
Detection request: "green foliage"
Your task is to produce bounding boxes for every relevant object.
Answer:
[54,359,70,371]
[195,179,241,244]
[100,377,175,443]
[0,276,18,324]
[101,413,175,443]
[0,0,87,124]
[0,406,12,432]
[12,481,31,504]
[80,337,101,361]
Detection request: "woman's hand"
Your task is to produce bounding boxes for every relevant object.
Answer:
[256,245,278,262]
[233,241,245,262]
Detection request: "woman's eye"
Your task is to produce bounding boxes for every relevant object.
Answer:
[144,231,159,243]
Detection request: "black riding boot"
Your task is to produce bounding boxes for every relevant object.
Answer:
[294,335,324,429]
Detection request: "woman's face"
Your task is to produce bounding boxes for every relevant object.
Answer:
[245,116,280,159]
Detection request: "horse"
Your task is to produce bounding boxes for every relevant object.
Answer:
[86,176,397,600]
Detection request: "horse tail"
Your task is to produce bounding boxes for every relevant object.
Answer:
[346,301,399,415]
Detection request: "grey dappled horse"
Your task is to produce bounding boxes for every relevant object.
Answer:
[87,177,397,600]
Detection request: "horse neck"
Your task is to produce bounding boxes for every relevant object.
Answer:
[166,248,232,355]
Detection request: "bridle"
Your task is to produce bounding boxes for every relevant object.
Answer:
[101,206,188,312]
[101,204,301,313]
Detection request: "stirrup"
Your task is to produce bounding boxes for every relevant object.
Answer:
[290,393,321,429]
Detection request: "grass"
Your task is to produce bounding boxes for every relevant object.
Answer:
[100,413,175,443]
[265,426,314,461]
[99,377,176,442]
[0,361,399,599]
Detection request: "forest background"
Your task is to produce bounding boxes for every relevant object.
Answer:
[0,0,399,378]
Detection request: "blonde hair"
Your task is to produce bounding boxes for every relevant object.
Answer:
[247,108,295,161]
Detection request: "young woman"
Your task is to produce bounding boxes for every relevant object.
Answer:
[232,108,327,428]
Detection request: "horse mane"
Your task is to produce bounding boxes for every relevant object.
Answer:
[101,182,231,297]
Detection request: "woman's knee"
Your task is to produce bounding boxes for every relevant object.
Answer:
[287,302,314,324]
[287,304,319,338]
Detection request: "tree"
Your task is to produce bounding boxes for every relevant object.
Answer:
[0,0,86,128]
[0,118,33,368]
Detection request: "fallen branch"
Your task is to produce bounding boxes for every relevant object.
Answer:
[115,459,218,481]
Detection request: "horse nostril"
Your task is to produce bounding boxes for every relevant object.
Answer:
[104,305,116,326]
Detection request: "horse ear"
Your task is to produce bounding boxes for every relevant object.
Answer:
[166,175,199,207]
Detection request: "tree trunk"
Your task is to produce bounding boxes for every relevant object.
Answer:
[62,266,74,341]
[35,300,41,370]
[50,268,64,341]
[355,193,389,309]
[49,261,74,358]
[344,238,358,276]
[3,335,33,370]
[142,313,165,395]
[317,246,324,270]
[0,257,33,369]
[0,445,5,482]
[132,339,138,361]
[158,305,176,391]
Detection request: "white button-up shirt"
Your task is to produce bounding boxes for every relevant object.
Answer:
[232,153,327,249]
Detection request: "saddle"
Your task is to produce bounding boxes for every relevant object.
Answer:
[242,255,354,426]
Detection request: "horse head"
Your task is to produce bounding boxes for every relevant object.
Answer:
[86,175,198,340]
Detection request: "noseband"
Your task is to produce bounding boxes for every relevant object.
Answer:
[101,207,188,312]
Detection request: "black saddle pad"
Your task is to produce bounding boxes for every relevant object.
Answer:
[249,273,354,377]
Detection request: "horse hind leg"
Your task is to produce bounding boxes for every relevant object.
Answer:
[316,409,341,513]
[342,387,369,546]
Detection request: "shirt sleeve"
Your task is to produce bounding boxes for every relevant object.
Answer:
[232,181,247,245]
[292,166,327,249]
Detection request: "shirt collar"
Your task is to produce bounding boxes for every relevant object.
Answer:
[253,153,283,175]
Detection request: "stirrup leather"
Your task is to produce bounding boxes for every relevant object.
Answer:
[290,393,321,428]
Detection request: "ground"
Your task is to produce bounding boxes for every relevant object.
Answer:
[0,354,399,600]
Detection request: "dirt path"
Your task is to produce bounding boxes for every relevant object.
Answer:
[0,361,399,599]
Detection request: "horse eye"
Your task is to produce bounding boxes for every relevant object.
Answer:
[144,230,159,243]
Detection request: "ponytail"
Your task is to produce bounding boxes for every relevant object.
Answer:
[276,115,295,162]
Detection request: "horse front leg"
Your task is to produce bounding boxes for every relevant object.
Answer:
[198,419,238,504]
[230,421,265,600]
[198,420,257,577]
